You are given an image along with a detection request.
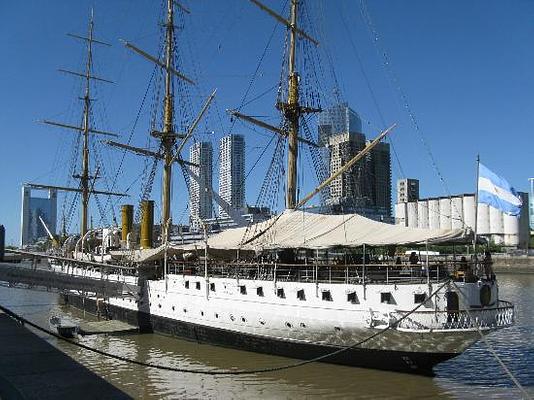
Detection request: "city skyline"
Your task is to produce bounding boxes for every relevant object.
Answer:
[1,1,533,244]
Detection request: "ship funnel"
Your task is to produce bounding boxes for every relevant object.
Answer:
[121,204,134,247]
[140,200,154,249]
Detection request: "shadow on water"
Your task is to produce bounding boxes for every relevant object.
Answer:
[0,273,532,399]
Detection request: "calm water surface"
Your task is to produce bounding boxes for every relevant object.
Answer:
[0,273,532,399]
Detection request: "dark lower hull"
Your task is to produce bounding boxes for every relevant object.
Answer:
[61,294,458,375]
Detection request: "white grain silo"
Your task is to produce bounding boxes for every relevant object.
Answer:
[503,213,519,247]
[451,196,464,229]
[395,203,407,227]
[428,199,440,229]
[489,206,504,244]
[439,198,452,229]
[417,201,429,229]
[407,202,418,228]
[477,203,491,235]
[463,195,476,230]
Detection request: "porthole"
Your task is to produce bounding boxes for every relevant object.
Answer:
[414,293,427,304]
[215,313,219,318]
[230,314,235,321]
[259,318,266,325]
[157,294,160,298]
[241,317,246,323]
[172,306,175,311]
[381,292,392,304]
[347,292,358,304]
[334,326,341,332]
[183,308,187,313]
[158,304,161,308]
[300,322,306,328]
[201,311,204,316]
[285,322,292,328]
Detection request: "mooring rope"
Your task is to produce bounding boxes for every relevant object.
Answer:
[0,281,449,376]
[451,282,531,399]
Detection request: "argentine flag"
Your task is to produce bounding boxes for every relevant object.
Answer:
[478,163,522,216]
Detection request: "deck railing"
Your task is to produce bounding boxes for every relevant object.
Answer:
[391,300,514,332]
[168,261,452,285]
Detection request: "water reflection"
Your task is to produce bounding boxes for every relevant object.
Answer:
[0,273,532,399]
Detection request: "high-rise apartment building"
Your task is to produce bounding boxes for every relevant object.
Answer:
[189,142,213,230]
[326,132,367,207]
[318,102,362,146]
[369,141,392,215]
[219,134,245,218]
[397,178,420,203]
[20,185,57,246]
[319,103,391,217]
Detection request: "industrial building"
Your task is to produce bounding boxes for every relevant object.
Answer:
[20,185,57,246]
[318,103,392,218]
[189,141,213,230]
[218,134,245,218]
[529,178,534,230]
[394,179,530,248]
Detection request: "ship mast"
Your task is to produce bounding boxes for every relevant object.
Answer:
[107,1,222,241]
[284,0,299,209]
[161,0,176,239]
[80,12,95,237]
[29,10,126,239]
[230,0,321,210]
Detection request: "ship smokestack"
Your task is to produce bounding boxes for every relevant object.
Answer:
[121,204,133,247]
[140,200,154,249]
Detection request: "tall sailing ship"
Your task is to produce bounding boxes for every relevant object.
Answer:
[39,1,514,375]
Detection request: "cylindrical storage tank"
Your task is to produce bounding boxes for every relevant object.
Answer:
[428,199,440,229]
[503,214,519,247]
[395,203,407,226]
[463,195,476,230]
[439,198,452,229]
[477,203,490,235]
[121,204,134,243]
[407,202,418,228]
[489,206,504,235]
[451,197,464,229]
[417,201,429,229]
[140,200,154,249]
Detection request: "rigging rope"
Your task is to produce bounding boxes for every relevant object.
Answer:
[359,0,465,225]
[0,280,450,376]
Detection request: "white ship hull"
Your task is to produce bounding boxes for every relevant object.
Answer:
[56,265,513,374]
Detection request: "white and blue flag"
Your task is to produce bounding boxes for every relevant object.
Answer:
[478,163,522,216]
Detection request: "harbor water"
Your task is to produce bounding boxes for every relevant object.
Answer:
[0,273,532,399]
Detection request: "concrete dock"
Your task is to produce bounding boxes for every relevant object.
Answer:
[0,312,132,399]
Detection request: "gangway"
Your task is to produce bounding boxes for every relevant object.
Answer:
[0,250,138,298]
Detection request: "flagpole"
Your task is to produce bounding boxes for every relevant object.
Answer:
[473,154,480,257]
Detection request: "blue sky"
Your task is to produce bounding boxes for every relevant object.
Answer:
[1,0,533,245]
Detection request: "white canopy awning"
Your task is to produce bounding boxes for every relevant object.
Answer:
[182,209,472,252]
